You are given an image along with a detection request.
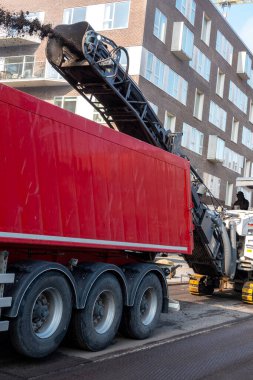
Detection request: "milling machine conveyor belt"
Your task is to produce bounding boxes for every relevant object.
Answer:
[46,21,226,280]
[46,21,180,154]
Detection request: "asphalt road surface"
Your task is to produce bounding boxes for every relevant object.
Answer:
[2,282,253,379]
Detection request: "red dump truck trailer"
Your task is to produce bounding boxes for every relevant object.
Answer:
[0,84,193,357]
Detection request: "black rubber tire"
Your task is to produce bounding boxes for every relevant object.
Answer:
[70,273,123,351]
[121,273,162,340]
[9,272,72,358]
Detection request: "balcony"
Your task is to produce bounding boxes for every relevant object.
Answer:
[0,29,41,47]
[0,56,67,87]
[236,177,253,189]
[171,22,194,61]
[0,35,41,48]
[237,51,252,80]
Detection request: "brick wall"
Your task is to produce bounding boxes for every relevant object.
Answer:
[1,0,253,205]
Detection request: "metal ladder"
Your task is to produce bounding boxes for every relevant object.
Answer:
[0,251,14,331]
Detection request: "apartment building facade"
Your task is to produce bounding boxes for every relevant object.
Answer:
[0,0,253,207]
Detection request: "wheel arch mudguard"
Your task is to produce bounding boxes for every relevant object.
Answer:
[71,262,129,309]
[121,263,168,313]
[3,260,78,318]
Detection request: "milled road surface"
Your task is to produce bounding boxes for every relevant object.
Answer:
[1,258,253,379]
[21,319,253,380]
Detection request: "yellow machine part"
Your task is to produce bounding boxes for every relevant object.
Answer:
[189,274,215,296]
[242,282,253,304]
[189,274,207,295]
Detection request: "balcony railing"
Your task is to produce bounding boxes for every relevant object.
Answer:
[0,59,67,87]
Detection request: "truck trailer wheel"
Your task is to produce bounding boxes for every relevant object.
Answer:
[70,273,123,351]
[9,272,72,358]
[121,273,162,340]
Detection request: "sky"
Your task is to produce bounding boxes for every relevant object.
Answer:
[214,3,253,53]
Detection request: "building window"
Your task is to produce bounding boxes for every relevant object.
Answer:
[201,13,211,46]
[146,52,153,81]
[229,81,248,114]
[119,48,128,70]
[45,62,62,80]
[176,0,196,25]
[223,147,244,174]
[145,52,165,89]
[216,68,225,98]
[193,89,204,120]
[63,7,86,24]
[93,108,105,124]
[144,50,188,105]
[54,96,77,113]
[0,55,35,79]
[203,172,221,198]
[248,69,253,89]
[244,159,251,177]
[164,112,176,132]
[181,123,203,155]
[149,101,158,115]
[166,68,188,105]
[207,135,225,162]
[216,31,233,65]
[242,126,253,150]
[171,22,194,61]
[153,8,167,43]
[154,59,165,88]
[190,46,211,81]
[249,100,253,124]
[63,1,130,30]
[209,101,227,131]
[231,118,239,143]
[225,182,233,206]
[26,11,45,23]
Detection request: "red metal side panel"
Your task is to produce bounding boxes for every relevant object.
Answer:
[0,84,193,255]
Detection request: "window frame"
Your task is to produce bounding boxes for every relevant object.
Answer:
[216,30,233,65]
[216,68,225,98]
[193,89,204,121]
[209,101,227,131]
[231,117,239,143]
[164,111,176,132]
[176,0,196,25]
[190,46,211,81]
[229,81,248,114]
[54,96,77,113]
[201,12,211,46]
[181,122,204,155]
[153,8,167,43]
[63,1,130,30]
[203,172,221,198]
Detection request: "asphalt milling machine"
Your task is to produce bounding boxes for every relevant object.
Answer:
[46,21,253,303]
